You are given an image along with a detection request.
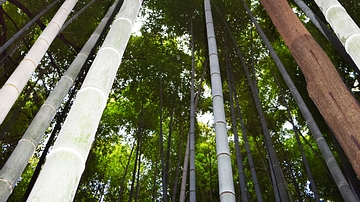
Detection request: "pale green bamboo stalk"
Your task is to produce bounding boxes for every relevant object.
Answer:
[27,0,142,201]
[179,62,206,202]
[0,1,122,201]
[189,18,196,202]
[0,0,78,124]
[179,137,189,202]
[204,0,236,201]
[314,0,360,70]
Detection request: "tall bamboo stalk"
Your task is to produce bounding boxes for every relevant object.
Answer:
[165,107,174,200]
[152,150,160,202]
[118,140,135,202]
[204,0,235,201]
[0,1,123,201]
[276,79,321,202]
[226,56,248,202]
[129,137,140,202]
[159,76,168,202]
[23,81,77,201]
[27,0,142,200]
[231,79,263,202]
[189,17,196,202]
[0,0,78,124]
[171,124,183,202]
[291,117,321,202]
[179,58,207,202]
[179,137,190,202]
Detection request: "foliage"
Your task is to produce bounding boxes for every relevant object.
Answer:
[1,0,360,201]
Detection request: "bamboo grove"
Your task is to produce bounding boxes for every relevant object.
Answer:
[1,0,360,201]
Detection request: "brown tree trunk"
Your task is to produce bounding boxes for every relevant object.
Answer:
[260,0,360,176]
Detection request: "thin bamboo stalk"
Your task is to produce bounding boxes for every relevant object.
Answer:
[226,56,249,202]
[189,17,196,202]
[179,137,190,202]
[204,0,236,201]
[0,0,61,54]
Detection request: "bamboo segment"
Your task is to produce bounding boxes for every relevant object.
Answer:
[0,0,78,124]
[314,0,360,70]
[0,1,122,200]
[27,0,142,201]
[189,18,196,202]
[204,0,236,201]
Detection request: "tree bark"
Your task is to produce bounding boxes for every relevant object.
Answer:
[260,0,360,179]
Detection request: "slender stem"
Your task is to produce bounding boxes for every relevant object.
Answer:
[204,0,236,201]
[189,17,196,202]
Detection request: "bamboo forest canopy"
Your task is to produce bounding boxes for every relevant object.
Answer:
[1,0,360,201]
